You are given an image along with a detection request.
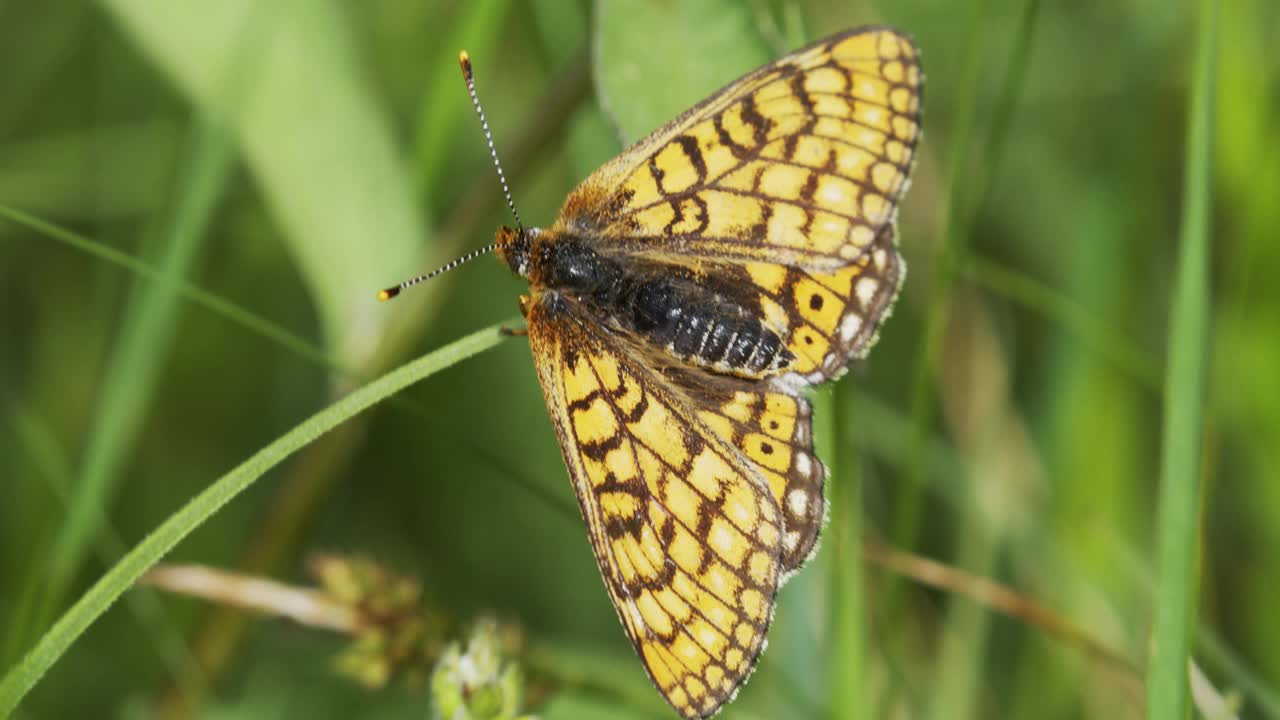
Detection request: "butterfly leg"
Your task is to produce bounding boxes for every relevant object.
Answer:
[501,294,533,336]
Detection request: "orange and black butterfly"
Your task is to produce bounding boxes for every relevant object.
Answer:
[382,26,921,719]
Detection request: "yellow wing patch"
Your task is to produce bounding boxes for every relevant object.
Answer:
[555,27,921,274]
[689,376,825,572]
[745,221,905,383]
[528,298,784,719]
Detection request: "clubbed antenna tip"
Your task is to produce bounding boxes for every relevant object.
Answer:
[458,47,522,230]
[374,242,502,301]
[375,49,522,302]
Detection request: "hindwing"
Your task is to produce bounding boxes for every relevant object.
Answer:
[684,372,825,572]
[527,296,786,719]
[738,221,904,383]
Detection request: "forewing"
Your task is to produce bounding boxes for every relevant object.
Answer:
[526,296,785,719]
[556,27,922,273]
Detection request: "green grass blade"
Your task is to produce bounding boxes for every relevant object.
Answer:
[0,322,510,717]
[44,119,232,606]
[0,204,580,527]
[1,406,77,667]
[891,0,988,576]
[1146,0,1216,715]
[100,0,425,361]
[961,254,1161,389]
[1197,627,1280,720]
[5,404,207,702]
[827,385,864,720]
[0,205,340,373]
[412,0,514,194]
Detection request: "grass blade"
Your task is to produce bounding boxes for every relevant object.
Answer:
[0,204,339,373]
[43,120,232,608]
[0,323,510,717]
[100,0,424,361]
[5,404,207,703]
[1197,627,1280,720]
[960,254,1161,389]
[891,0,988,583]
[412,0,514,194]
[827,385,864,720]
[1146,0,1216,715]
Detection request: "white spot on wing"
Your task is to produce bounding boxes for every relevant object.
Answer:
[856,277,879,307]
[873,247,889,270]
[840,312,863,342]
[795,452,812,477]
[787,489,809,518]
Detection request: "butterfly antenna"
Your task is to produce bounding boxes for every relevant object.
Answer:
[377,241,501,300]
[459,50,522,230]
[377,49,521,302]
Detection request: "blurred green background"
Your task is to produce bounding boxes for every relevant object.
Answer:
[1,0,1277,718]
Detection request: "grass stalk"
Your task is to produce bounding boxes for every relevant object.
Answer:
[44,120,232,609]
[890,0,988,582]
[0,322,510,716]
[1145,0,1216,715]
[827,383,864,720]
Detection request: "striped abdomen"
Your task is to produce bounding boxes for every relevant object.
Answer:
[626,278,793,379]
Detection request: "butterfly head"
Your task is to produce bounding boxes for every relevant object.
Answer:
[496,225,536,278]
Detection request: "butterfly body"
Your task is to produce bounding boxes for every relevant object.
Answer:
[494,27,921,718]
[501,225,795,379]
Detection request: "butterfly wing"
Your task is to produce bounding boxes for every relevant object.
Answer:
[648,227,902,572]
[555,26,922,273]
[526,294,785,719]
[682,370,825,572]
[518,26,921,716]
[740,221,904,383]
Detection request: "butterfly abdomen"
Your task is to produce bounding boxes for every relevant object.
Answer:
[529,236,793,379]
[626,276,793,379]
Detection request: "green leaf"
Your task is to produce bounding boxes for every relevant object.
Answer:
[100,0,426,364]
[594,0,772,143]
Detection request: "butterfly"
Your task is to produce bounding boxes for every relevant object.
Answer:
[383,25,921,719]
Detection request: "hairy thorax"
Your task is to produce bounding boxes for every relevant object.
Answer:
[502,226,794,380]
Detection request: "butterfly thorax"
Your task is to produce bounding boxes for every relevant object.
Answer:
[500,225,794,379]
